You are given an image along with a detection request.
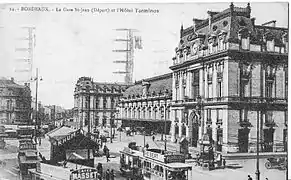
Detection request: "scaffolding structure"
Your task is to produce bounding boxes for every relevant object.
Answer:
[113,28,142,85]
[14,27,35,86]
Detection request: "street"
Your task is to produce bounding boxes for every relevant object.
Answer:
[0,131,286,180]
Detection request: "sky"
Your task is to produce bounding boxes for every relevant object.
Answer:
[0,2,288,109]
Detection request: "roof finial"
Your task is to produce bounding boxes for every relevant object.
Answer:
[180,23,184,38]
[230,2,234,10]
[246,2,251,17]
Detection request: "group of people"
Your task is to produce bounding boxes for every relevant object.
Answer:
[96,163,115,180]
[248,175,269,180]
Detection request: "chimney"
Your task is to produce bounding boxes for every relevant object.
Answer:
[193,18,196,32]
[180,24,184,38]
[207,11,213,31]
[251,18,256,26]
[230,2,234,16]
[246,3,251,18]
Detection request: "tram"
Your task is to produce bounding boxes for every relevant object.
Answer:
[18,138,40,180]
[141,149,192,180]
[120,143,144,179]
[120,143,192,180]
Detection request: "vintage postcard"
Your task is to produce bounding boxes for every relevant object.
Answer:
[0,2,288,180]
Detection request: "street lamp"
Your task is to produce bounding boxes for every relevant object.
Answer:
[31,68,43,145]
[160,99,167,152]
[255,111,260,180]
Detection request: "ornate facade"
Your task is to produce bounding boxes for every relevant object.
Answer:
[0,78,32,125]
[117,73,172,134]
[170,3,288,153]
[73,77,128,130]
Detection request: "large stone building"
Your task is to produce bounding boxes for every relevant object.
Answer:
[117,73,172,134]
[170,3,288,153]
[0,77,32,125]
[73,77,128,130]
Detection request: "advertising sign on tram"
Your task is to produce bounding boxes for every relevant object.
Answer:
[70,168,98,180]
[165,154,185,163]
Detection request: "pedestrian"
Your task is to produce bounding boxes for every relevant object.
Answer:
[105,169,110,180]
[106,149,110,162]
[103,145,108,155]
[152,135,155,141]
[248,175,253,180]
[110,169,115,180]
[223,158,226,169]
[97,163,103,179]
[38,137,42,145]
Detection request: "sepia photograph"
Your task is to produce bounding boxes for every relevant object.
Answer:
[0,2,288,180]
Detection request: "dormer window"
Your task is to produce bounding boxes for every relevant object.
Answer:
[241,37,250,50]
[264,32,275,52]
[238,28,250,50]
[266,39,275,52]
[218,31,227,51]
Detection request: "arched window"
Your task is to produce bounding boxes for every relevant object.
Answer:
[181,124,186,136]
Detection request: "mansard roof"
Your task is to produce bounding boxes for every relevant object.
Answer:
[177,3,287,51]
[123,73,172,98]
[74,77,129,93]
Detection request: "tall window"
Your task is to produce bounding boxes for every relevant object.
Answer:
[265,111,273,123]
[266,82,273,98]
[182,73,186,99]
[96,98,99,109]
[207,68,213,98]
[217,81,222,98]
[207,109,211,123]
[193,70,200,99]
[217,64,223,98]
[149,109,152,119]
[285,67,288,99]
[103,98,107,109]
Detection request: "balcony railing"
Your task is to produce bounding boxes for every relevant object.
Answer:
[206,118,212,125]
[216,119,223,125]
[239,119,252,127]
[265,120,277,127]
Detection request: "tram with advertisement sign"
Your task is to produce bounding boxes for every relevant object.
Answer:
[119,143,192,180]
[120,145,144,179]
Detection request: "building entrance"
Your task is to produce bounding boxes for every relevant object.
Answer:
[238,128,249,153]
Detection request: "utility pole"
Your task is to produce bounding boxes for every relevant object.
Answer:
[164,101,167,152]
[32,68,42,144]
[86,85,91,160]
